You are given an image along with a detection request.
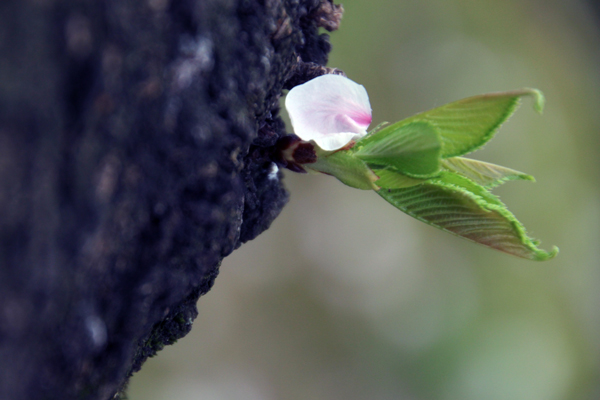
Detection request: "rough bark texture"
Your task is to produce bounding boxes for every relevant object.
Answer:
[0,0,341,398]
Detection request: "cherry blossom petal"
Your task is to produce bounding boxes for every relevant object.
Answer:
[285,74,372,151]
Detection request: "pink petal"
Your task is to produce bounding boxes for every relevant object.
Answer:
[285,74,372,151]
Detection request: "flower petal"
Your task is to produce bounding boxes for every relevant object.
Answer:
[313,131,358,151]
[285,74,372,151]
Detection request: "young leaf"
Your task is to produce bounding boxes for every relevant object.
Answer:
[384,89,545,158]
[306,149,379,190]
[433,170,505,207]
[371,168,426,189]
[377,178,558,261]
[442,157,534,188]
[354,121,442,178]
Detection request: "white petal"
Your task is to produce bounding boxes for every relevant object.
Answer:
[312,131,358,151]
[285,74,372,150]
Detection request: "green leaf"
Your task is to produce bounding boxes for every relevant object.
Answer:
[372,168,426,189]
[442,157,534,188]
[434,170,504,207]
[377,176,558,261]
[388,88,545,158]
[366,121,389,136]
[354,121,442,178]
[307,149,379,190]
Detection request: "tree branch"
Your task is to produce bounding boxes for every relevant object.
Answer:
[0,0,342,398]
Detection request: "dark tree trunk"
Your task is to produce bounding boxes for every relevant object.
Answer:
[0,0,341,398]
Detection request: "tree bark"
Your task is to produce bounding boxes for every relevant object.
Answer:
[0,0,341,398]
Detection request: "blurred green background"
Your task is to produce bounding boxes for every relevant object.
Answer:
[129,0,600,399]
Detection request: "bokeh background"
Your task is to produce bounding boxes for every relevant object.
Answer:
[129,0,600,399]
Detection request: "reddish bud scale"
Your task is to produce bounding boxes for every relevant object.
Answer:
[272,134,317,173]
